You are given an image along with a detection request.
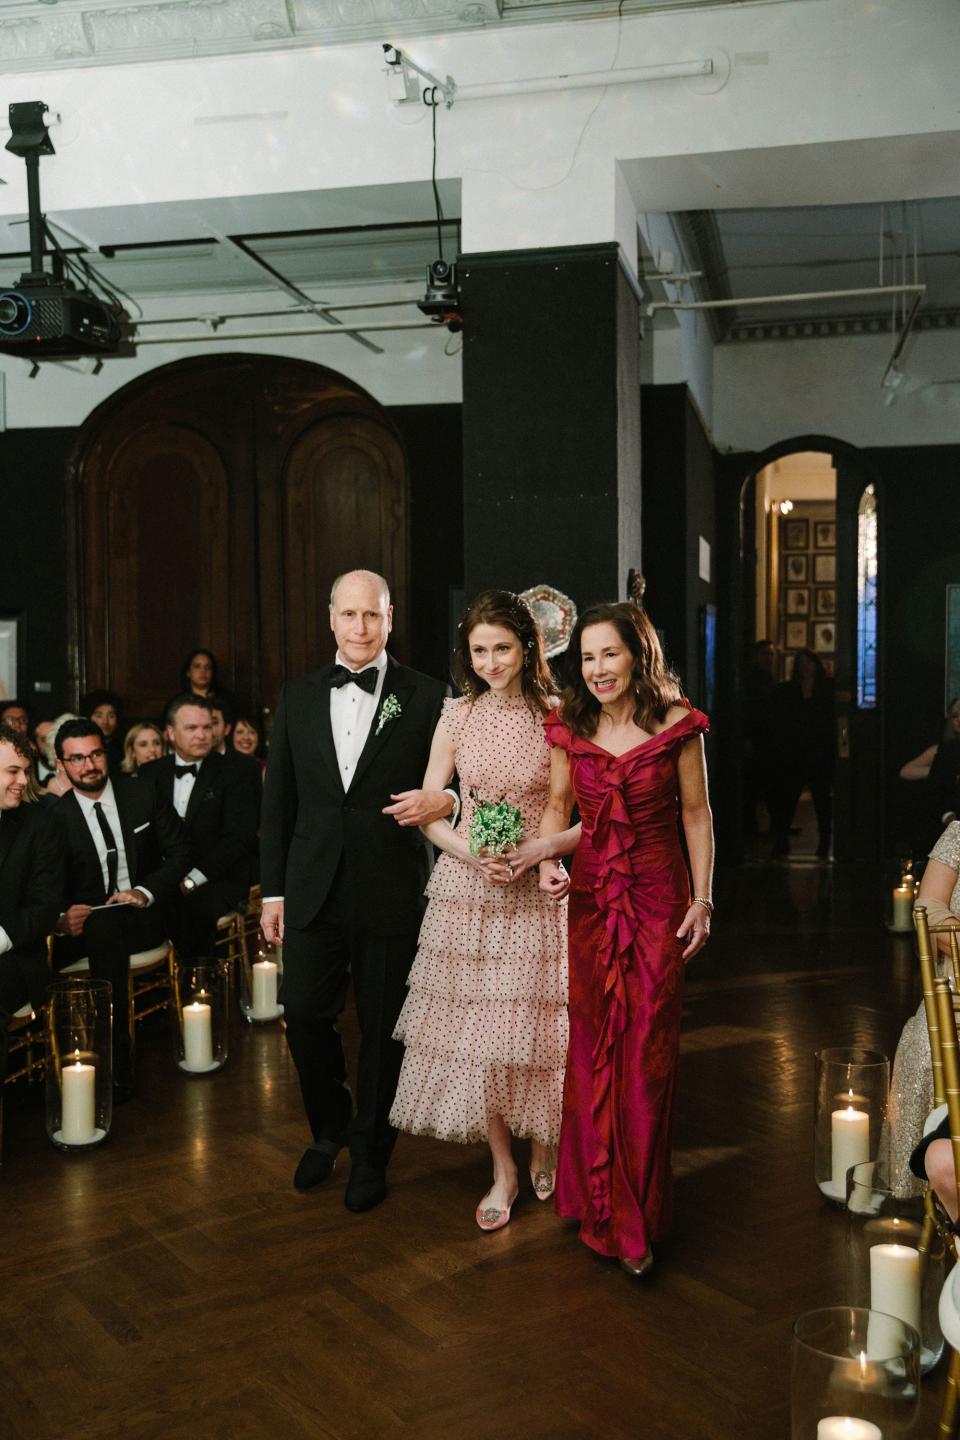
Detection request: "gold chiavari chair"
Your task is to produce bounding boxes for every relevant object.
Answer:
[60,940,178,1045]
[914,903,960,1437]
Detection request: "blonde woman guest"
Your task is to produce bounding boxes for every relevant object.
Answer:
[122,721,165,774]
[42,712,78,797]
[390,590,569,1230]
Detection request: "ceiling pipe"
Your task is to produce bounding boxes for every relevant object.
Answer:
[453,58,712,103]
[135,319,441,344]
[647,283,925,316]
[134,298,419,328]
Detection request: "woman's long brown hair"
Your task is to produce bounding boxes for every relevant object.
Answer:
[452,590,556,717]
[560,602,682,738]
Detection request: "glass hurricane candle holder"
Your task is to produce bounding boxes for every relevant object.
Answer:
[174,960,229,1074]
[845,1161,946,1375]
[815,1048,890,1204]
[45,977,112,1151]
[791,1306,920,1439]
[239,942,283,1025]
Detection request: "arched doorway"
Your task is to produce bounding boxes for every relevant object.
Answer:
[67,355,409,719]
[736,435,883,863]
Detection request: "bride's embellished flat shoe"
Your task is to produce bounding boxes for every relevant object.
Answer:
[530,1168,556,1201]
[476,1190,519,1232]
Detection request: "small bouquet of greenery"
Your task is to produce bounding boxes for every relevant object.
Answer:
[468,797,524,857]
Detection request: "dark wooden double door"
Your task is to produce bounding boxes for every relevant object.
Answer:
[70,355,408,720]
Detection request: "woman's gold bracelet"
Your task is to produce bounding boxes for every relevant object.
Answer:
[692,896,714,916]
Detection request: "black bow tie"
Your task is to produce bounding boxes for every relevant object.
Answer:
[330,664,378,694]
[175,763,198,779]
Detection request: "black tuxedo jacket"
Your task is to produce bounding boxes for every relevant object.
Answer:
[140,751,258,894]
[53,774,193,907]
[0,803,64,1009]
[261,657,446,933]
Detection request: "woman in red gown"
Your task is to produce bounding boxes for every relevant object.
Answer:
[507,602,713,1276]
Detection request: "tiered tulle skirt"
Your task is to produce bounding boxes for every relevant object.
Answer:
[391,854,569,1145]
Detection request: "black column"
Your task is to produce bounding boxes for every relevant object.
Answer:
[460,243,641,609]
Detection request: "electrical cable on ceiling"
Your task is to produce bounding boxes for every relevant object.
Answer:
[424,85,444,261]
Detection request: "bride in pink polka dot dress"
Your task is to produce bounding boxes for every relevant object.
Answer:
[390,590,569,1230]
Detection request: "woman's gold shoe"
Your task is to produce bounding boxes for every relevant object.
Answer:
[620,1254,654,1277]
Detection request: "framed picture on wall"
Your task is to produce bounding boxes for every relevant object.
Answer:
[813,621,836,654]
[821,657,835,676]
[814,554,836,583]
[786,588,810,616]
[786,620,808,649]
[815,522,836,549]
[785,554,809,583]
[815,587,836,617]
[784,518,809,550]
[0,615,20,701]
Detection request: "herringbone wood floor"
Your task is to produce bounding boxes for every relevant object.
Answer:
[0,865,944,1438]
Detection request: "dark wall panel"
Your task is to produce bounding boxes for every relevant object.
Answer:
[388,403,463,683]
[0,427,75,717]
[461,245,627,607]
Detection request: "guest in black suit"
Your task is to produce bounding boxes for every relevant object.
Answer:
[260,569,457,1211]
[52,719,192,1097]
[140,695,259,957]
[0,724,63,1076]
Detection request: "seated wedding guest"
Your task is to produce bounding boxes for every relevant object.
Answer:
[900,699,960,782]
[910,1116,960,1224]
[179,648,221,700]
[41,713,79,797]
[32,716,57,786]
[0,700,30,736]
[0,723,63,1078]
[884,820,960,1195]
[232,711,267,774]
[52,719,192,1100]
[80,689,125,770]
[140,695,259,958]
[121,721,165,774]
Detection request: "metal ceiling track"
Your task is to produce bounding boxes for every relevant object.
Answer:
[647,282,926,317]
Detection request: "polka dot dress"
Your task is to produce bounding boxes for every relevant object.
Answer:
[390,691,569,1146]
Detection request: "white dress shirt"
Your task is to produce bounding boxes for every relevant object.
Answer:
[0,812,10,952]
[330,648,388,790]
[73,780,138,897]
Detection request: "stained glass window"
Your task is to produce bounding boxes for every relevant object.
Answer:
[857,485,878,709]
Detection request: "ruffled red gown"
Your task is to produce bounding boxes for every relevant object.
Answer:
[544,704,709,1261]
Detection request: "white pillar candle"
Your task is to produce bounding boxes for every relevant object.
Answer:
[892,886,913,929]
[832,1106,871,1191]
[182,1001,213,1070]
[61,1055,96,1144]
[817,1420,882,1440]
[251,959,278,1019]
[870,1242,921,1334]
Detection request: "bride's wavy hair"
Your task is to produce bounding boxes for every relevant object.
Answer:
[560,602,682,738]
[453,590,556,716]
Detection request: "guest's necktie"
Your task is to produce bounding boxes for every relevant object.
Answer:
[330,664,378,694]
[92,801,119,897]
[175,764,198,779]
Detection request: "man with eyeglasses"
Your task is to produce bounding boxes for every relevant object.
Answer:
[51,718,192,1100]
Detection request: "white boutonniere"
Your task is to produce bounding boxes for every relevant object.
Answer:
[375,693,402,736]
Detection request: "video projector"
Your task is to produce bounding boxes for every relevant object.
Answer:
[0,276,123,357]
[0,99,126,359]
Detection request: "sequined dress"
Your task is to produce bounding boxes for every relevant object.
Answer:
[390,692,568,1145]
[883,822,960,1197]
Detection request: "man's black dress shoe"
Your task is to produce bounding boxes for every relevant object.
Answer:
[344,1162,387,1213]
[293,1141,340,1191]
